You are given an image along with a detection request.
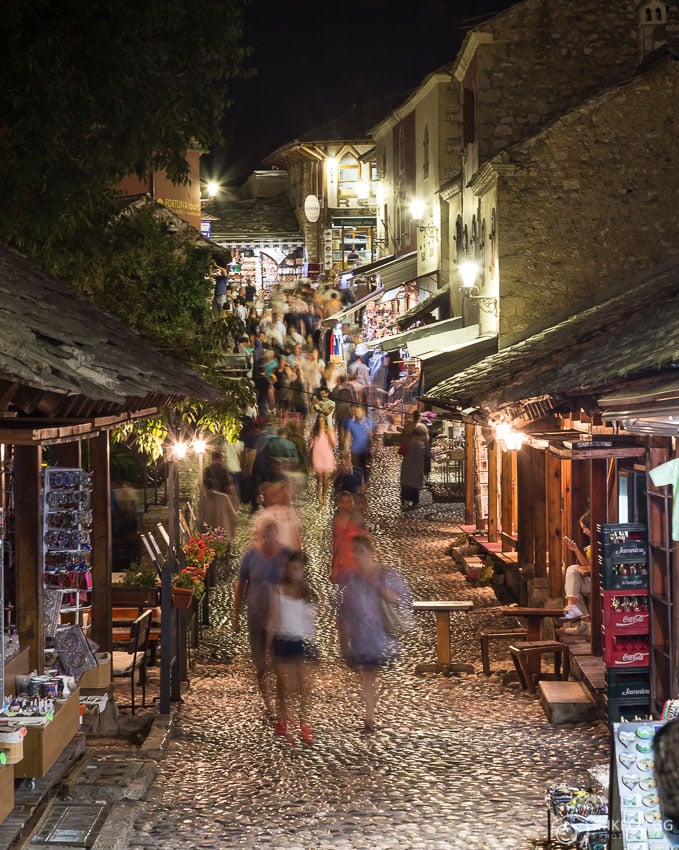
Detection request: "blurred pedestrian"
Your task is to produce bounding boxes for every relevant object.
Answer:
[203,450,238,536]
[331,491,366,585]
[266,551,319,746]
[344,404,375,482]
[308,412,337,505]
[338,533,412,733]
[253,479,301,554]
[311,384,335,430]
[399,424,429,510]
[232,519,288,719]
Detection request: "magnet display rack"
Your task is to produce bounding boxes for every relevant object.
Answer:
[43,468,93,627]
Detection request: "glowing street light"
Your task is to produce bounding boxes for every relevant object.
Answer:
[206,181,219,198]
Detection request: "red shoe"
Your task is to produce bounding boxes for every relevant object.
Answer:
[299,723,314,747]
[275,720,295,745]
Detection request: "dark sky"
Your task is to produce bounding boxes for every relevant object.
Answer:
[204,0,519,188]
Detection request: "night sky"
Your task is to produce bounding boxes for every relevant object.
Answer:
[204,0,519,188]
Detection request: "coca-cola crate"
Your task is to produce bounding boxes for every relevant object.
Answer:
[605,667,650,701]
[598,558,649,591]
[601,629,650,668]
[601,591,649,635]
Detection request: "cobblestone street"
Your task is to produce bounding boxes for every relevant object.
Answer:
[129,446,610,850]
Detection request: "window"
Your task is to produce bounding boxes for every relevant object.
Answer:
[338,153,360,198]
[422,124,430,179]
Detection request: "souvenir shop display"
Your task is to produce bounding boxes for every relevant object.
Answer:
[43,467,97,679]
[609,720,673,849]
[544,783,608,847]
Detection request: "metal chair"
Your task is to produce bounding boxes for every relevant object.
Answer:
[111,609,152,713]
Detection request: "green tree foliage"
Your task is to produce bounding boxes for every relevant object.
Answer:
[0,0,252,253]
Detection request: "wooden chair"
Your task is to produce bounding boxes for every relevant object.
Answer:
[509,640,570,694]
[111,609,152,713]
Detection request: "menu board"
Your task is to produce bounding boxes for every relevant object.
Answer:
[611,721,671,850]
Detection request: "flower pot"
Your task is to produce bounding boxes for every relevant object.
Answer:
[171,587,194,609]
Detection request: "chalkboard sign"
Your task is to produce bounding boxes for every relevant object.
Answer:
[610,720,671,849]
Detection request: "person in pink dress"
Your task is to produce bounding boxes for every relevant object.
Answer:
[308,414,337,504]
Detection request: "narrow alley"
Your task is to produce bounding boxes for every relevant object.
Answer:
[127,446,610,850]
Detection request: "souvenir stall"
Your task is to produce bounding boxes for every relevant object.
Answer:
[0,243,219,824]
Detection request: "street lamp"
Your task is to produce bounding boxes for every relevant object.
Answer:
[458,260,498,316]
[206,181,219,198]
[409,199,438,237]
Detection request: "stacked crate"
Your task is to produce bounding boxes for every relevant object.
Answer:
[598,523,651,721]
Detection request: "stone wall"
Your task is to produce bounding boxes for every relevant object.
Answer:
[497,58,679,345]
[475,0,678,165]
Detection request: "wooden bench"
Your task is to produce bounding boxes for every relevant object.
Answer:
[509,640,570,694]
[112,606,161,666]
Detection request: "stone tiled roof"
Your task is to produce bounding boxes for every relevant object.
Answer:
[297,92,409,142]
[203,194,302,240]
[0,243,220,420]
[425,259,679,416]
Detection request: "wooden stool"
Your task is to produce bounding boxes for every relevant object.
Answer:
[480,629,527,675]
[509,640,570,693]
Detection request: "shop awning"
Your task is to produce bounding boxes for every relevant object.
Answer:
[424,258,679,419]
[366,317,464,353]
[414,328,498,392]
[322,252,420,327]
[397,288,450,330]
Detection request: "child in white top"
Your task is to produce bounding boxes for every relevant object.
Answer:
[266,551,318,746]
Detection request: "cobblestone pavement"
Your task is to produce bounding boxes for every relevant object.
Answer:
[129,446,610,850]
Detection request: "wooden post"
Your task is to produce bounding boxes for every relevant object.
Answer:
[487,439,500,543]
[517,445,534,567]
[546,451,564,598]
[500,449,516,551]
[590,458,608,656]
[51,442,81,468]
[533,447,547,578]
[14,445,43,672]
[90,432,112,652]
[464,423,474,525]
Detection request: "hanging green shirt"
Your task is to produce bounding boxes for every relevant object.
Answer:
[649,458,679,541]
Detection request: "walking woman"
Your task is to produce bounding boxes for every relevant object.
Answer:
[266,551,319,746]
[308,412,337,504]
[338,533,412,733]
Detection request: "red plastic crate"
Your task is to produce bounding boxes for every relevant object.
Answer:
[601,629,650,668]
[601,590,649,635]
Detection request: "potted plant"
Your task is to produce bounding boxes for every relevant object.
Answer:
[182,535,216,580]
[171,570,205,608]
[112,561,160,606]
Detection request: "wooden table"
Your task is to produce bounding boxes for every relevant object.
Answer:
[500,606,567,641]
[413,600,474,675]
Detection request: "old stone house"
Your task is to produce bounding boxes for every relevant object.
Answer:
[262,94,405,275]
[440,0,679,343]
[464,52,679,347]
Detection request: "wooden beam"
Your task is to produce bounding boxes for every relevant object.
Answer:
[546,451,564,597]
[549,444,645,460]
[590,458,608,656]
[464,423,474,525]
[533,447,547,578]
[517,445,534,567]
[500,449,516,551]
[14,445,43,672]
[487,439,500,543]
[89,433,112,652]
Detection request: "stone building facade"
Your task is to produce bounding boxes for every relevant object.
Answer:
[440,0,679,346]
[495,56,679,344]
